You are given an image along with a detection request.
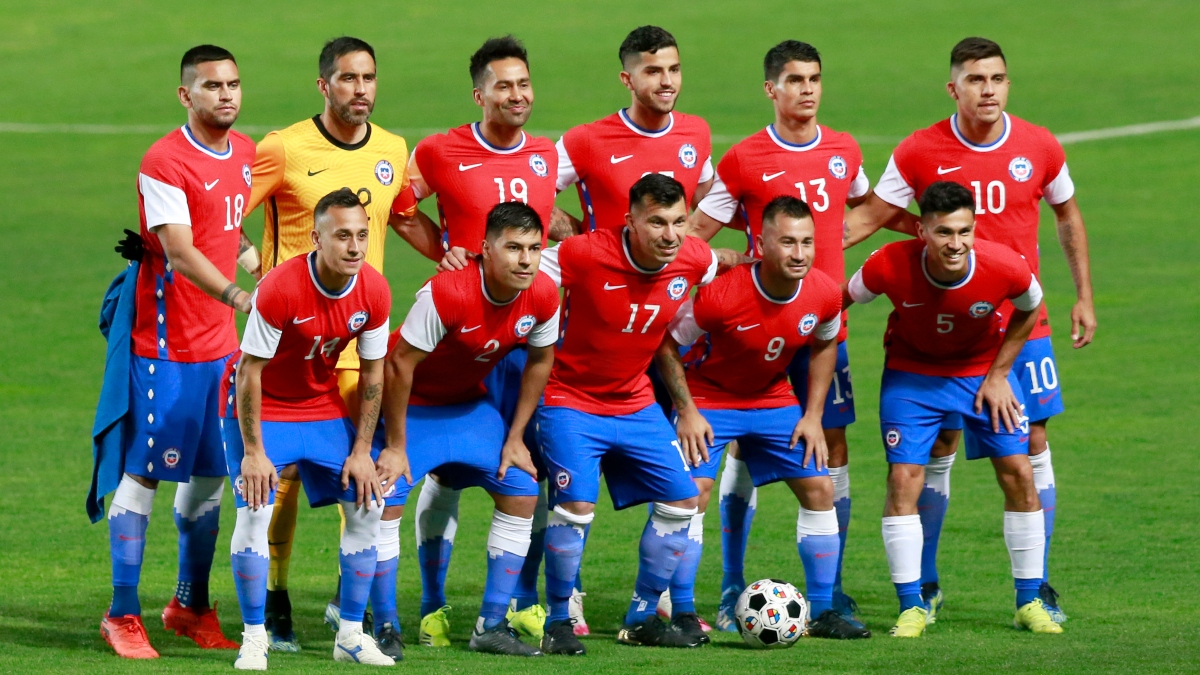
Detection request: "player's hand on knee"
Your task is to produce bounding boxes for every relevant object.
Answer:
[437,246,473,272]
[344,451,385,509]
[498,437,536,480]
[1071,298,1097,349]
[675,409,713,466]
[791,414,827,470]
[975,374,1022,433]
[241,452,278,510]
[375,446,412,491]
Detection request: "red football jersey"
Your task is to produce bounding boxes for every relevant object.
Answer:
[557,109,713,232]
[873,113,1074,340]
[847,239,1042,377]
[394,261,561,406]
[133,126,255,362]
[539,228,718,415]
[238,253,391,422]
[406,123,557,253]
[671,263,842,409]
[697,125,869,341]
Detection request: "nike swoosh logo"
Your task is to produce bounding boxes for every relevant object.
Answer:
[117,535,143,541]
[293,316,315,324]
[204,179,219,190]
[762,171,786,182]
[459,162,483,171]
[735,324,760,331]
[901,302,924,307]
[307,169,327,176]
[937,166,961,175]
[815,552,837,559]
[505,568,522,575]
[1038,391,1059,405]
[604,283,626,290]
[610,154,633,164]
[460,325,481,333]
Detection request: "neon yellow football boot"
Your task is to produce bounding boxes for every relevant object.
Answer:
[419,605,452,647]
[1014,598,1063,634]
[506,603,547,640]
[889,606,928,638]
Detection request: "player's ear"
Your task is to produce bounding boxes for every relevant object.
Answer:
[763,79,775,101]
[472,88,485,107]
[177,85,191,109]
[946,79,959,101]
[310,228,320,250]
[619,69,634,92]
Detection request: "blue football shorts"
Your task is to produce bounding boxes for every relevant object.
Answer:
[688,405,830,485]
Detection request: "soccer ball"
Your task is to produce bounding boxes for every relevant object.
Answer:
[734,579,807,649]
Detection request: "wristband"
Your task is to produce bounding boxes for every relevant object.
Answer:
[238,246,261,274]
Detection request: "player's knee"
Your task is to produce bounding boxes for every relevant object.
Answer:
[554,500,595,518]
[381,504,404,521]
[931,430,960,457]
[493,493,538,520]
[126,472,159,490]
[1028,422,1049,454]
[694,478,715,512]
[655,499,698,519]
[796,477,834,511]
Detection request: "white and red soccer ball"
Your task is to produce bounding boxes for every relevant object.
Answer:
[734,578,807,649]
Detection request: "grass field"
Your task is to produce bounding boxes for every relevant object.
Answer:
[2,0,1199,672]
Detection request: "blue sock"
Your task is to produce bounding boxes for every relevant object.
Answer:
[543,510,590,626]
[572,524,590,593]
[895,580,923,612]
[231,548,269,625]
[1015,577,1041,607]
[339,547,376,623]
[1031,449,1057,584]
[832,495,850,594]
[718,460,755,592]
[797,508,840,617]
[370,556,399,630]
[482,550,526,629]
[174,503,220,609]
[108,485,152,617]
[513,526,544,611]
[669,514,703,615]
[917,455,953,587]
[418,537,453,618]
[625,506,691,625]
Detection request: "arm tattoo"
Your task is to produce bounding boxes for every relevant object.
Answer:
[238,231,254,255]
[239,388,258,446]
[659,350,692,408]
[220,283,242,308]
[549,209,580,241]
[357,382,383,437]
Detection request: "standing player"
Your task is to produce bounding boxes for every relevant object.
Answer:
[658,196,869,639]
[223,189,395,669]
[386,36,559,643]
[100,45,251,659]
[379,203,558,656]
[534,175,718,655]
[843,37,1096,622]
[845,181,1060,637]
[241,36,420,652]
[691,40,889,631]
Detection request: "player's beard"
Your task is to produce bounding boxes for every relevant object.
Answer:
[195,105,238,131]
[636,88,677,116]
[333,96,374,126]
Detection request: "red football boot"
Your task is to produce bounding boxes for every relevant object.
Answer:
[101,614,160,659]
[161,598,240,649]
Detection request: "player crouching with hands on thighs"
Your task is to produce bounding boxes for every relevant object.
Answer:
[222,189,395,670]
[843,182,1059,637]
[656,195,870,640]
[378,202,559,656]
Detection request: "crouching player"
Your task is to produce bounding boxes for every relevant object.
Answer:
[843,182,1060,637]
[222,189,396,669]
[656,196,870,639]
[378,202,558,656]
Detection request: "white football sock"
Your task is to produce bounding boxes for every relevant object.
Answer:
[487,510,534,557]
[377,517,401,563]
[924,453,956,498]
[1003,510,1046,580]
[414,478,460,547]
[719,456,757,509]
[1030,447,1055,491]
[882,515,923,584]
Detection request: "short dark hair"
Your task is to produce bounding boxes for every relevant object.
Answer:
[918,181,976,218]
[950,37,1005,69]
[763,40,821,82]
[761,195,813,229]
[319,37,376,81]
[629,173,686,212]
[619,25,677,68]
[314,187,364,224]
[180,45,236,83]
[485,202,543,240]
[470,35,529,88]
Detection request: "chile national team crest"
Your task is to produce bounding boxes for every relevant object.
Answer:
[242,163,252,188]
[1008,156,1033,183]
[555,470,571,490]
[375,159,395,186]
[798,313,819,336]
[348,311,369,333]
[529,154,549,177]
[828,155,848,180]
[234,475,245,498]
[514,314,537,338]
[667,276,689,300]
[885,428,902,448]
[678,143,697,169]
[162,448,181,469]
[969,301,995,318]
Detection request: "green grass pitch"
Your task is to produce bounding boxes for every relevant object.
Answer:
[2,0,1198,672]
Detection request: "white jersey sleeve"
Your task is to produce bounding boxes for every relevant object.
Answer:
[240,293,282,359]
[699,250,719,286]
[696,171,737,223]
[815,315,841,341]
[848,165,870,200]
[555,137,579,192]
[526,312,561,349]
[1043,163,1075,205]
[538,245,563,287]
[699,155,715,184]
[846,268,880,304]
[872,155,915,209]
[139,173,191,229]
[1011,274,1044,311]
[668,298,706,346]
[398,283,446,353]
[357,319,391,360]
